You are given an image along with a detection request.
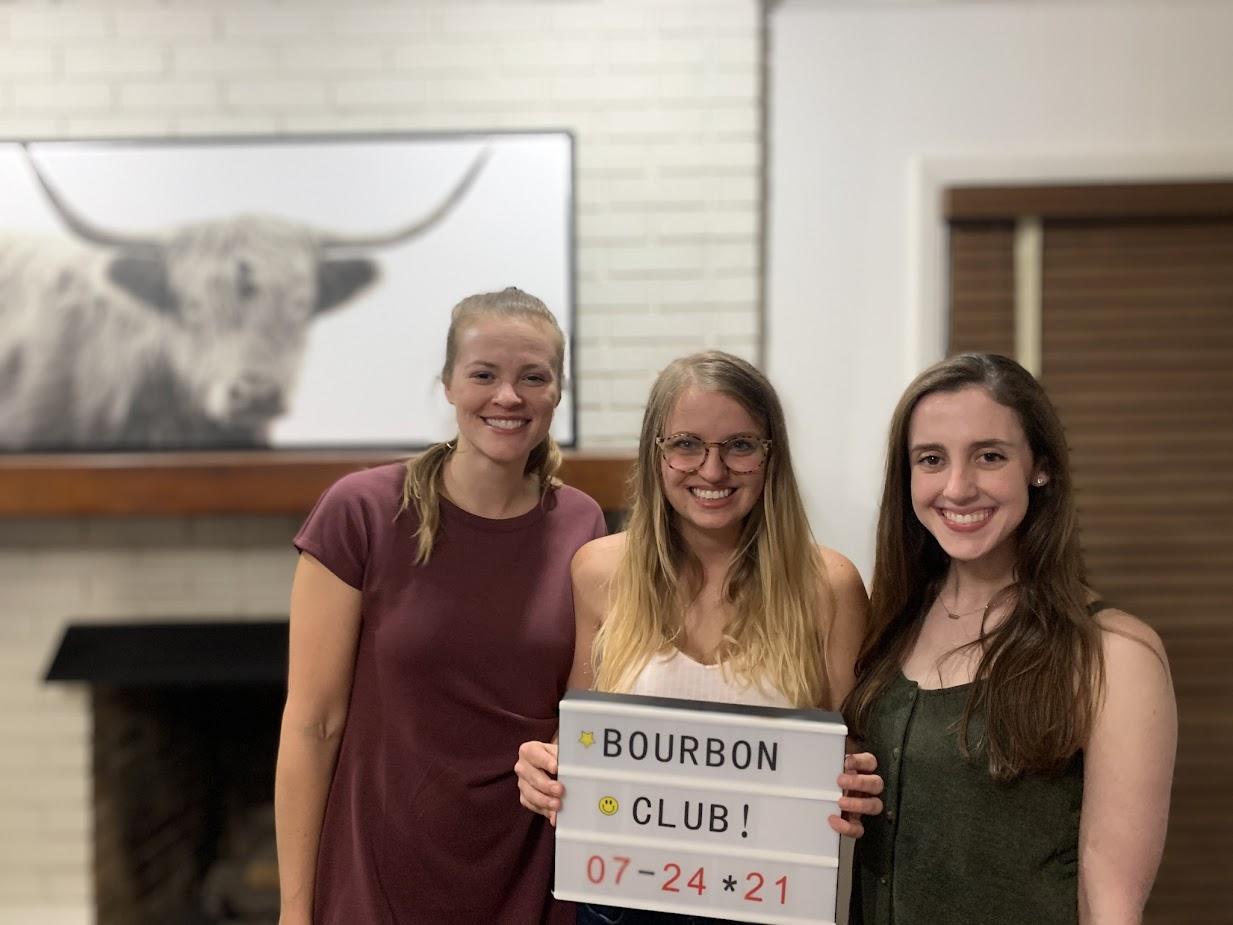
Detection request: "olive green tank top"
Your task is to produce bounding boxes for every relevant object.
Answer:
[851,656,1088,924]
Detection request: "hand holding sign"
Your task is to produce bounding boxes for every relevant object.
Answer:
[833,751,884,838]
[553,690,850,924]
[515,740,563,825]
[517,736,883,837]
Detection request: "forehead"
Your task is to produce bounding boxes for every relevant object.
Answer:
[666,386,762,436]
[908,385,1026,446]
[455,317,559,365]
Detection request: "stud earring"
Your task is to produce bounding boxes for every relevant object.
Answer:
[1033,475,1048,487]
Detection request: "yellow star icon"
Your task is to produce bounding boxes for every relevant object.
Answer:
[579,730,595,748]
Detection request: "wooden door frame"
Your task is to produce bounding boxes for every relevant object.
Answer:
[909,151,1233,375]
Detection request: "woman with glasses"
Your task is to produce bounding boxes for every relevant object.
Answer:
[515,350,883,924]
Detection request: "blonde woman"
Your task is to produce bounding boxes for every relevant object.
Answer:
[275,288,606,925]
[516,351,883,925]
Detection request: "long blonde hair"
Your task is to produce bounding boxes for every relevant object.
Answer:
[844,354,1103,780]
[399,287,565,564]
[594,352,831,709]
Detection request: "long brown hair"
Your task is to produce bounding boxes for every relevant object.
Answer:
[593,351,831,709]
[399,287,564,564]
[844,353,1104,779]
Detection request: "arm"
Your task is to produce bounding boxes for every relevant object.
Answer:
[818,547,883,837]
[819,546,871,710]
[274,553,362,925]
[516,534,621,823]
[565,534,618,690]
[1079,610,1176,924]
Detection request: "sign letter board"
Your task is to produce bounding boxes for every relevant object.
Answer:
[554,689,847,925]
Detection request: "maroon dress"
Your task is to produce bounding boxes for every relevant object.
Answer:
[294,463,606,924]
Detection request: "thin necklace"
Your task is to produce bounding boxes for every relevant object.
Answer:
[942,584,994,621]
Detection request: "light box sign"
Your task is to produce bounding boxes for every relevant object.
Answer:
[555,690,847,925]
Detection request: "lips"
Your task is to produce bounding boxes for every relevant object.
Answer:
[685,487,739,511]
[690,487,734,499]
[482,416,529,431]
[937,507,994,531]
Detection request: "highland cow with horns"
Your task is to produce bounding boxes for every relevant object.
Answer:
[0,144,488,450]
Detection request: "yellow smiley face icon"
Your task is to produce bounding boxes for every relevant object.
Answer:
[598,796,619,816]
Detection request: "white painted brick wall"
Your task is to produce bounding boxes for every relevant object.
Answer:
[0,517,302,920]
[0,0,762,918]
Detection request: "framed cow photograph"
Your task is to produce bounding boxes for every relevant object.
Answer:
[0,131,575,452]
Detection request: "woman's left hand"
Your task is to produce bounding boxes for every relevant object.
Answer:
[828,752,884,838]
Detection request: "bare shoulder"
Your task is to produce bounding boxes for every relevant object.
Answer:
[813,546,870,706]
[571,532,625,587]
[1088,606,1175,760]
[1094,606,1170,679]
[815,544,870,637]
[817,545,867,599]
[571,533,624,638]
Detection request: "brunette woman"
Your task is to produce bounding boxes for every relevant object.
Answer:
[846,353,1175,925]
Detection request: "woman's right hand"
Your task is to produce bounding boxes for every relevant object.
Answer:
[515,740,565,826]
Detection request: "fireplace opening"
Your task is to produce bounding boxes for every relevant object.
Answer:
[46,622,288,925]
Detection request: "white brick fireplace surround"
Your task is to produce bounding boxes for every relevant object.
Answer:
[0,1,762,919]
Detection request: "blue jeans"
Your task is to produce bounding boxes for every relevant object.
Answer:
[577,904,745,925]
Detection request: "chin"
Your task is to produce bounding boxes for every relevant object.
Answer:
[464,421,543,455]
[934,532,1014,566]
[479,441,535,465]
[693,515,742,533]
[938,544,992,563]
[677,504,752,535]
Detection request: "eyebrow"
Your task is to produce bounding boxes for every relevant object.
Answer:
[909,439,1014,454]
[464,360,552,372]
[667,430,761,440]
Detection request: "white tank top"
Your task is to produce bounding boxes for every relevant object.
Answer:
[626,649,793,709]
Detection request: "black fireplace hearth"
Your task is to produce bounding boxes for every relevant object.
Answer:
[46,622,287,925]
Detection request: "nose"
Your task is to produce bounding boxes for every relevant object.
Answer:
[697,445,727,482]
[943,460,977,502]
[227,372,284,418]
[492,380,523,407]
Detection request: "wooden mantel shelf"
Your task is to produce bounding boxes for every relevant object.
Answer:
[0,451,635,516]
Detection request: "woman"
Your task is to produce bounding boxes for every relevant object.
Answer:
[274,288,606,925]
[846,353,1176,925]
[516,351,884,923]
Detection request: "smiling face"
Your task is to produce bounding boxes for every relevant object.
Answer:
[659,386,768,540]
[908,385,1046,570]
[443,316,560,469]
